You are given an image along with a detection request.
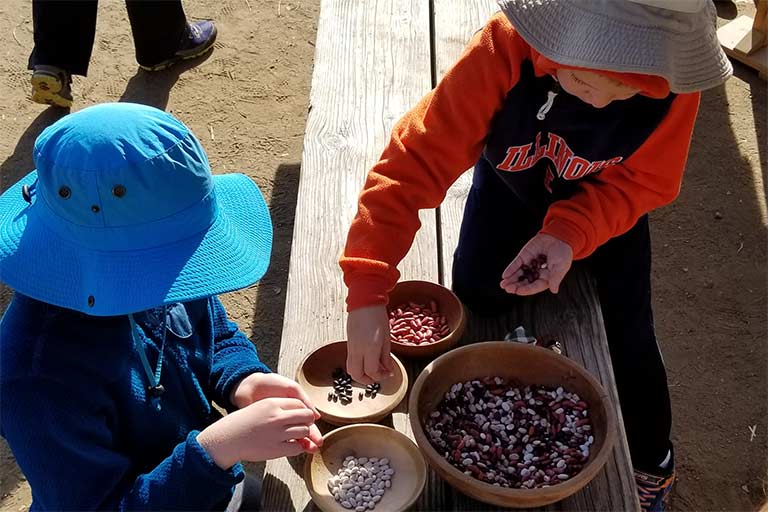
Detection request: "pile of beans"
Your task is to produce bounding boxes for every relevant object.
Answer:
[518,254,548,284]
[327,456,394,510]
[388,301,449,346]
[328,368,380,405]
[425,377,593,489]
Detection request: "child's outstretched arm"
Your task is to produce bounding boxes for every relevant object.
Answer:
[499,92,700,295]
[540,92,701,260]
[341,13,527,383]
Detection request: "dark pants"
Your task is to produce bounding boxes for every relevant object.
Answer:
[452,159,672,473]
[28,0,188,76]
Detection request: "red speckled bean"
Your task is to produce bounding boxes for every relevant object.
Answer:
[388,301,450,346]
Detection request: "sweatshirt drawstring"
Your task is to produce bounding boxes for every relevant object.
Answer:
[129,307,167,412]
[536,83,561,121]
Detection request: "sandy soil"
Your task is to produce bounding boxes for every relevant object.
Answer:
[0,1,765,511]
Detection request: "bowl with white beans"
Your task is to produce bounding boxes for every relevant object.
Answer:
[304,423,428,512]
[387,280,467,359]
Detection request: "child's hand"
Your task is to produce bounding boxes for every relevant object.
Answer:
[346,305,395,385]
[231,372,320,420]
[197,397,323,469]
[499,233,573,295]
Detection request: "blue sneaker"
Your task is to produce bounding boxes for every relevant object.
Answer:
[30,65,72,108]
[635,467,675,511]
[140,20,217,72]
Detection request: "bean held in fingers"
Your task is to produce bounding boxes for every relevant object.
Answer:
[517,254,548,284]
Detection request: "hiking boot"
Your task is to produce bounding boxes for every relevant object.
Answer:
[635,466,675,511]
[140,20,217,72]
[30,65,72,108]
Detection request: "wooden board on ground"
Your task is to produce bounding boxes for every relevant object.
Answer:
[718,14,768,77]
[434,1,640,509]
[260,1,435,509]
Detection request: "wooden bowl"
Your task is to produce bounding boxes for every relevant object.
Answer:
[408,342,617,508]
[296,341,408,426]
[387,280,467,359]
[304,424,428,512]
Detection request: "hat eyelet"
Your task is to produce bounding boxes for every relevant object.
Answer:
[112,185,126,198]
[58,186,71,199]
[91,205,100,213]
[87,295,95,307]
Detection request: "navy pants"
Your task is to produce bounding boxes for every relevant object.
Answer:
[452,159,672,473]
[29,0,188,76]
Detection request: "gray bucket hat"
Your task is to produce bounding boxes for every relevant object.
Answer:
[497,0,733,93]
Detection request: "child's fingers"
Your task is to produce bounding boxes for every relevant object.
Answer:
[346,349,373,385]
[363,348,387,382]
[279,405,316,426]
[501,257,524,280]
[379,343,395,377]
[280,440,306,458]
[308,423,323,446]
[298,437,321,453]
[282,425,311,441]
[280,380,320,419]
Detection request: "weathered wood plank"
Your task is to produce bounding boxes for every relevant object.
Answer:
[433,1,640,510]
[261,1,435,510]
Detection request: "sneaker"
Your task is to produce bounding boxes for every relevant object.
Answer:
[635,467,675,512]
[30,65,73,108]
[140,20,217,72]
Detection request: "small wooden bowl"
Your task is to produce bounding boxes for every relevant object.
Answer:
[408,342,617,508]
[296,341,408,426]
[387,280,467,359]
[304,424,428,512]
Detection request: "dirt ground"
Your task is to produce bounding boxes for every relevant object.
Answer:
[0,1,765,511]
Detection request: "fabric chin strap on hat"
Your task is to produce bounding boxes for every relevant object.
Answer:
[129,308,168,412]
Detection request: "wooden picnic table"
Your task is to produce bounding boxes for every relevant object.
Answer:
[262,1,640,510]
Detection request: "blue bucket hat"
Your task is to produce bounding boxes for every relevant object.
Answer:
[0,103,272,316]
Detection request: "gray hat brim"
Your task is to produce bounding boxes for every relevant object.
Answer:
[498,0,732,93]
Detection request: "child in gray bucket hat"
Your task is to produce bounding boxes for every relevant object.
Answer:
[340,1,731,510]
[0,103,322,510]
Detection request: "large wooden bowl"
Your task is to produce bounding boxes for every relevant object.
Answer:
[387,280,467,359]
[408,342,617,508]
[304,424,428,512]
[296,341,408,426]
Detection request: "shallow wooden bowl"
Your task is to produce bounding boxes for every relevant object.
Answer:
[296,341,408,426]
[408,342,617,508]
[304,424,428,512]
[387,280,467,359]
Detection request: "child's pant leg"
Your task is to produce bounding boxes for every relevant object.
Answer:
[587,215,672,473]
[451,160,539,313]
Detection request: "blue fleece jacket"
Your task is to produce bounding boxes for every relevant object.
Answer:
[0,293,271,510]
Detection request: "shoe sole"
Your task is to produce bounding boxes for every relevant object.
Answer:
[139,28,218,72]
[30,73,72,108]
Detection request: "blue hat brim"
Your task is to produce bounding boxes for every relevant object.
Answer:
[0,171,273,316]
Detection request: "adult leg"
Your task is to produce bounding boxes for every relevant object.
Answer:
[125,0,188,67]
[587,215,672,474]
[28,0,97,76]
[125,0,216,71]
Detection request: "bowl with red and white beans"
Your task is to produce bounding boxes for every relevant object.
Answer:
[387,280,466,359]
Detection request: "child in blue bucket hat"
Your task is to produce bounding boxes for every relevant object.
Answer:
[0,102,322,510]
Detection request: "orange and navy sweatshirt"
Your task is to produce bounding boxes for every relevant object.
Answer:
[340,12,701,311]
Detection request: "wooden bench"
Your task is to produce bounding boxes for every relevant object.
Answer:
[262,1,640,510]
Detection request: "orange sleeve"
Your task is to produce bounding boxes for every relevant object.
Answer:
[340,13,528,311]
[540,92,701,259]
